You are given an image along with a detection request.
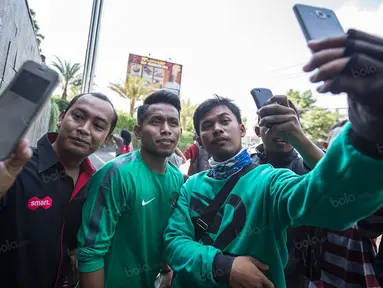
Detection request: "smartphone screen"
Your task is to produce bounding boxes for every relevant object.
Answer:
[0,69,53,159]
[10,71,51,103]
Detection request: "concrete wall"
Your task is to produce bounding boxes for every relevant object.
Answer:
[0,0,51,147]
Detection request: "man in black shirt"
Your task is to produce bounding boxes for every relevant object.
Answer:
[252,95,325,288]
[0,92,118,288]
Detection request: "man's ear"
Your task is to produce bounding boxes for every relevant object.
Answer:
[254,126,260,137]
[196,136,203,146]
[322,141,328,151]
[57,112,65,130]
[103,134,113,146]
[175,127,183,147]
[134,124,142,140]
[240,123,246,138]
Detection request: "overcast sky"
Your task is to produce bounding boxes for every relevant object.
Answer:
[28,0,383,134]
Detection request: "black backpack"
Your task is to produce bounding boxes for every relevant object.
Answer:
[188,145,210,176]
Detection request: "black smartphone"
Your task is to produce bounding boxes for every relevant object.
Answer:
[250,88,273,109]
[0,60,59,160]
[293,4,345,41]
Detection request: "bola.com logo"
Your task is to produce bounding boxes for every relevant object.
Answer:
[330,193,358,208]
[0,239,31,253]
[124,263,162,278]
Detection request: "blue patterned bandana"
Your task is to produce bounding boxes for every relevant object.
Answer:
[209,148,253,180]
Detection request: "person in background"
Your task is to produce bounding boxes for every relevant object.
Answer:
[168,147,187,168]
[113,129,133,157]
[252,96,325,288]
[309,119,380,288]
[359,206,383,287]
[0,92,118,288]
[77,90,184,288]
[322,119,348,151]
[183,132,210,175]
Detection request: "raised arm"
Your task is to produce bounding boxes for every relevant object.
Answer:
[266,123,383,231]
[259,29,383,230]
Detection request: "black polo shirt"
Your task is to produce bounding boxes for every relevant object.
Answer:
[0,133,95,288]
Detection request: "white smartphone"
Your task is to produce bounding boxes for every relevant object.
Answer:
[0,60,59,160]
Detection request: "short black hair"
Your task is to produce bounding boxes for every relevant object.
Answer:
[327,119,348,144]
[193,95,242,136]
[330,119,348,131]
[137,90,181,126]
[64,92,118,134]
[120,130,132,145]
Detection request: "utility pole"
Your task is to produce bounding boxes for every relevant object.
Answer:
[81,0,104,93]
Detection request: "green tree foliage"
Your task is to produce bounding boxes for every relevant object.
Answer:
[242,117,248,128]
[286,89,316,110]
[51,57,82,100]
[109,76,153,116]
[115,111,137,132]
[181,97,197,132]
[178,131,194,152]
[49,99,60,132]
[286,89,342,143]
[30,9,45,51]
[52,97,70,112]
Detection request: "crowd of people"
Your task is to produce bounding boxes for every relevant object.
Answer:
[0,28,382,288]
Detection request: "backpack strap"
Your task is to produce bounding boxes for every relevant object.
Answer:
[192,162,258,242]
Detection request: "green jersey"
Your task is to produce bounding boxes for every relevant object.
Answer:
[77,150,184,288]
[164,123,383,288]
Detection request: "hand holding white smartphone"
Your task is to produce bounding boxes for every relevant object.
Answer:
[0,60,59,160]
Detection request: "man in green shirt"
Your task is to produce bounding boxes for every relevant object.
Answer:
[77,90,184,288]
[164,30,383,287]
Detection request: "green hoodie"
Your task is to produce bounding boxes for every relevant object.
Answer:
[164,123,383,288]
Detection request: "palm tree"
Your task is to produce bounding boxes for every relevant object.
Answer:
[51,56,82,100]
[68,75,83,99]
[181,97,196,131]
[109,76,153,116]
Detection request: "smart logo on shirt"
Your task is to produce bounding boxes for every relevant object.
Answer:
[28,196,53,210]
